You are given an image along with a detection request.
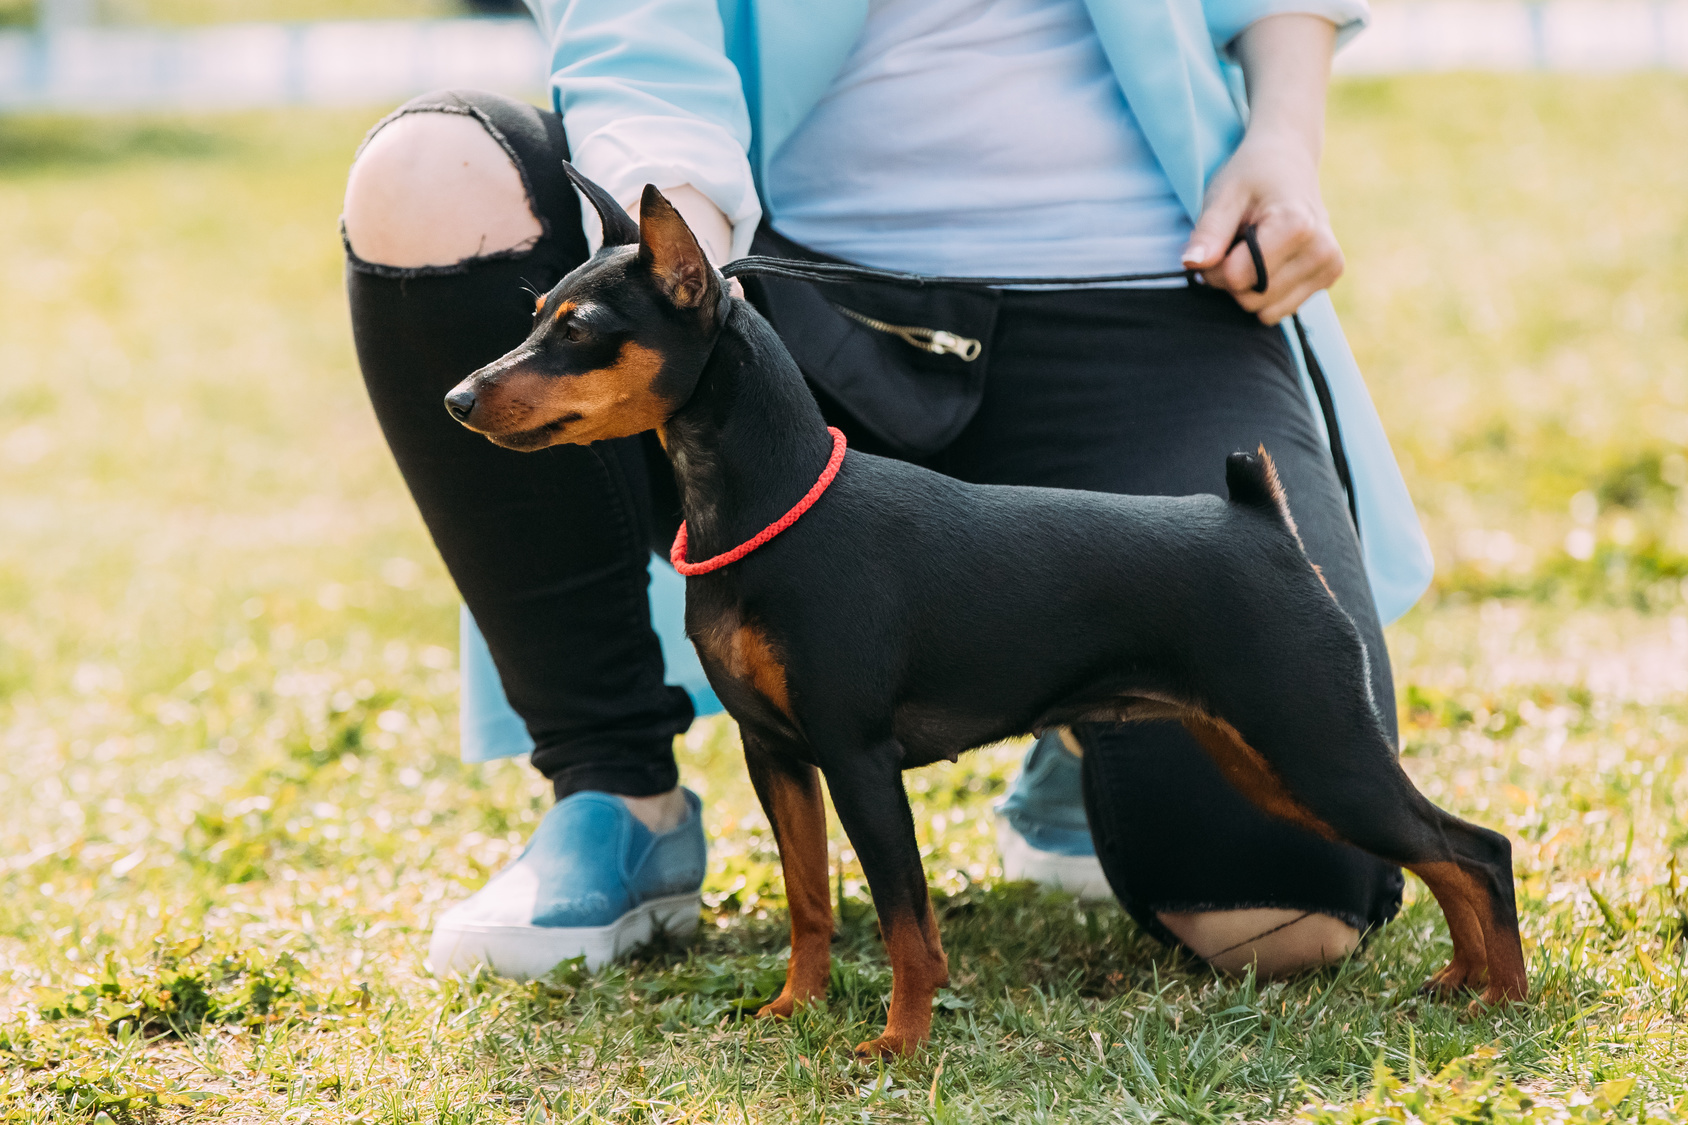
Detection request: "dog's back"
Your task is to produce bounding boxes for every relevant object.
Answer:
[717,441,1355,767]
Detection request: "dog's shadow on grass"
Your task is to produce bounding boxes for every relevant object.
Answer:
[523,884,1335,1037]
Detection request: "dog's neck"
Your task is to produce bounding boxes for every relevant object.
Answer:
[661,300,835,563]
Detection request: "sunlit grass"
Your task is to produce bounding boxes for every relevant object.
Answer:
[2,75,1688,1122]
[1330,76,1688,609]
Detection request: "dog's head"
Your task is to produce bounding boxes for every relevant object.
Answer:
[443,167,724,450]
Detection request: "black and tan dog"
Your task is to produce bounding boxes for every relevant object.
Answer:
[443,167,1527,1057]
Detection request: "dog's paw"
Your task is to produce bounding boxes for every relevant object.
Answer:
[757,986,827,1020]
[1419,959,1484,1000]
[852,1033,919,1059]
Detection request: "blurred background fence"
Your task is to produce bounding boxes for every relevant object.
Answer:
[1,0,1687,112]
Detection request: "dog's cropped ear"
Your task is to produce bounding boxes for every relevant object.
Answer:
[637,184,717,311]
[561,160,640,248]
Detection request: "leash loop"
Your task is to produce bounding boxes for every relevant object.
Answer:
[1238,224,1269,295]
[670,427,848,576]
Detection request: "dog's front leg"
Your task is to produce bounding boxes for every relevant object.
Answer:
[822,741,948,1058]
[744,736,834,1020]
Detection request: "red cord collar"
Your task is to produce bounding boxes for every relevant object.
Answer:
[670,427,847,576]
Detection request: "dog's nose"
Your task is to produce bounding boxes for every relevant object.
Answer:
[444,386,477,422]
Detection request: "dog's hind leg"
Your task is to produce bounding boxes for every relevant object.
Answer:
[1209,450,1525,1000]
[744,738,835,1020]
[1176,697,1526,1005]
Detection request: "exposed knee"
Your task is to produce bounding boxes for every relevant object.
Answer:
[1158,908,1361,977]
[343,100,543,269]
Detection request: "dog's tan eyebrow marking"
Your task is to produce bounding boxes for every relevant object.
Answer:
[534,294,545,313]
[552,299,577,323]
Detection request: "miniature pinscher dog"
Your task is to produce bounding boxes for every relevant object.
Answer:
[442,167,1528,1057]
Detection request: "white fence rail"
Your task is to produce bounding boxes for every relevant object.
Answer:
[1336,0,1688,72]
[1,3,1686,114]
[0,17,546,111]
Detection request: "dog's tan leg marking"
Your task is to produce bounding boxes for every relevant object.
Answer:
[751,759,833,1021]
[697,619,795,721]
[732,625,794,720]
[1409,860,1525,1004]
[1171,709,1342,841]
[1409,861,1490,996]
[855,899,948,1058]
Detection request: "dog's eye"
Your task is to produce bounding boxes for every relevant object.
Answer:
[560,320,589,343]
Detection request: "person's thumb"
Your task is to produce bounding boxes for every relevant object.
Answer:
[1182,182,1251,270]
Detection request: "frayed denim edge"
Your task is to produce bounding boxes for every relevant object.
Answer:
[341,222,541,280]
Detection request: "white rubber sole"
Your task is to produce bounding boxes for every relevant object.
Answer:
[997,819,1113,901]
[428,892,701,979]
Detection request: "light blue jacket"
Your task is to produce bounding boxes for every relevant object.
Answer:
[464,0,1434,760]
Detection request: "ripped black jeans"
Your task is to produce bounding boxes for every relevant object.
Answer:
[345,89,1404,940]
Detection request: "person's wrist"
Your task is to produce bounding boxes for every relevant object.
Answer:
[1236,121,1322,168]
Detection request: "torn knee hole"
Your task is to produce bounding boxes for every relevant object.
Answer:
[1160,908,1361,977]
[343,109,544,270]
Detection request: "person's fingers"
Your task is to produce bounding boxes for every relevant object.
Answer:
[1255,245,1343,324]
[1257,208,1341,285]
[1202,210,1313,297]
[1258,282,1322,325]
[1250,254,1329,325]
[1212,212,1342,322]
[1218,249,1312,319]
[1182,180,1252,271]
[726,276,745,299]
[1200,240,1262,294]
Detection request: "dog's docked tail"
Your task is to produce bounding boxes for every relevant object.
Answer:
[1224,446,1300,543]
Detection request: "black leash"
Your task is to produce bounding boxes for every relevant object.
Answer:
[1294,315,1359,532]
[722,225,1270,294]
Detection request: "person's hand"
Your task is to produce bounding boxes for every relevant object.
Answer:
[1179,132,1342,326]
[1180,13,1342,326]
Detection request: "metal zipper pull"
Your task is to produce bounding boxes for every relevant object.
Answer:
[833,304,983,362]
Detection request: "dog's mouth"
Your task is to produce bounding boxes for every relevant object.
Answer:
[486,412,582,450]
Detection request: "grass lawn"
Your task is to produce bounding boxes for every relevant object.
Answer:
[2,73,1688,1123]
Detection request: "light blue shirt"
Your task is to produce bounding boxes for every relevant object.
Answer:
[473,0,1431,761]
[767,0,1192,279]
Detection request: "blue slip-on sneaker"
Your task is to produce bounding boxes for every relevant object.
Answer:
[995,729,1112,900]
[429,788,707,979]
